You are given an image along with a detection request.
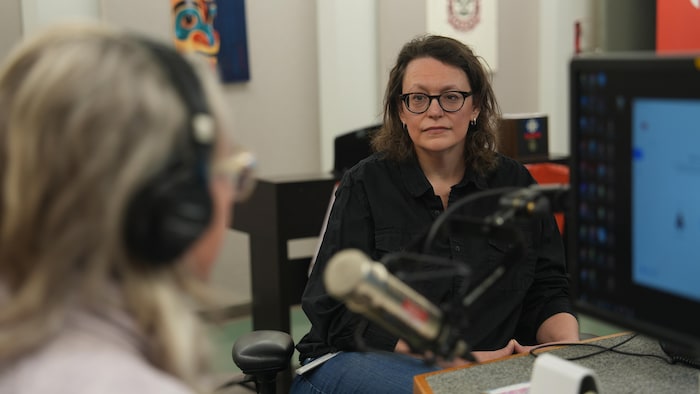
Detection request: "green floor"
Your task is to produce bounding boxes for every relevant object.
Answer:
[206,306,625,374]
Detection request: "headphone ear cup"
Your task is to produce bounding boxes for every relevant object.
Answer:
[125,169,213,264]
[123,37,215,266]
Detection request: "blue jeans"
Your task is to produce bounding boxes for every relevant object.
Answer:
[289,351,441,394]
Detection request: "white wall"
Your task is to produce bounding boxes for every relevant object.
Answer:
[377,0,427,97]
[317,0,381,174]
[1,0,589,309]
[377,0,581,158]
[537,0,593,156]
[491,0,541,115]
[100,0,321,304]
[5,0,322,306]
[223,1,320,179]
[216,1,320,302]
[19,0,322,177]
[100,0,170,41]
[0,0,22,60]
[21,0,99,34]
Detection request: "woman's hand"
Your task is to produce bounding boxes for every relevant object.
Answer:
[434,339,533,368]
[394,339,412,354]
[472,339,532,362]
[394,338,534,369]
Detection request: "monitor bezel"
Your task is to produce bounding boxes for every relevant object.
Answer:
[568,52,700,354]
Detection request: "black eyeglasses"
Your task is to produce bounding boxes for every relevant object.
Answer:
[400,91,473,114]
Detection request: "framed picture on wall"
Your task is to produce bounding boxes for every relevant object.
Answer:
[171,0,250,83]
[426,0,498,72]
[212,0,250,82]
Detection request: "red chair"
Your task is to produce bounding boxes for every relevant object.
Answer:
[523,162,569,235]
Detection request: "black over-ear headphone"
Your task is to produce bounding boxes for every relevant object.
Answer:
[124,37,214,265]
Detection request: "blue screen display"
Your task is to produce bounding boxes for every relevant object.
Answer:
[632,98,700,302]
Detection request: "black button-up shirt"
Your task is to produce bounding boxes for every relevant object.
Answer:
[296,152,574,361]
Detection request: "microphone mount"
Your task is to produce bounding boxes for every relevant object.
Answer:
[349,184,569,363]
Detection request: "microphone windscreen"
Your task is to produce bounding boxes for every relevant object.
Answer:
[324,249,371,300]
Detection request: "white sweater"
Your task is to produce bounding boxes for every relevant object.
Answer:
[0,306,194,394]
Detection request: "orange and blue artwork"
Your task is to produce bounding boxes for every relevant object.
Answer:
[171,0,250,82]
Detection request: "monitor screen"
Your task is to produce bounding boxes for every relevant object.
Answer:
[569,53,700,355]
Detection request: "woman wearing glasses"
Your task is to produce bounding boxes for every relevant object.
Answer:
[0,23,255,393]
[291,35,579,393]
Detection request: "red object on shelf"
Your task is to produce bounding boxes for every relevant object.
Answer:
[657,0,700,53]
[575,21,582,54]
[524,162,569,235]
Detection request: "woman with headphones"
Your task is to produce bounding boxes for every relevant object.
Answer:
[0,23,254,393]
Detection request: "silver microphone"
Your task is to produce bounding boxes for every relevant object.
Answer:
[323,248,469,360]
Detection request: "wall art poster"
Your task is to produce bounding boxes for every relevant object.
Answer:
[171,0,250,82]
[426,0,498,72]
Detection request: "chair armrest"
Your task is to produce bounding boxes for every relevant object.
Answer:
[232,330,294,375]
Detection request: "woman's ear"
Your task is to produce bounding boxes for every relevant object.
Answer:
[398,107,407,127]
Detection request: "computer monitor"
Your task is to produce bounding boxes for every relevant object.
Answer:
[569,53,700,356]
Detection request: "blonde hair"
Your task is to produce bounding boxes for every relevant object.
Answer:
[0,23,229,390]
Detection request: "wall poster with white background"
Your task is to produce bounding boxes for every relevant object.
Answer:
[426,0,498,72]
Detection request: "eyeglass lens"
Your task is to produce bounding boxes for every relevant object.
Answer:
[403,91,469,114]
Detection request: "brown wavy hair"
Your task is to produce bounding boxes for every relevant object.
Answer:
[371,35,500,176]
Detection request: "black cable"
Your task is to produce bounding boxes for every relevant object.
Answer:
[529,333,635,360]
[421,186,519,254]
[350,186,550,364]
[528,333,674,365]
[350,252,473,363]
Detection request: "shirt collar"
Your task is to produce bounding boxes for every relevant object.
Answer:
[456,165,489,190]
[399,155,489,196]
[398,156,431,197]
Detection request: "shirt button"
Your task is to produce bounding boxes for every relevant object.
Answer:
[454,245,461,252]
[432,210,441,217]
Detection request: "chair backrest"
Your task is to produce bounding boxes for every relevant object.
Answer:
[332,124,379,179]
[523,162,569,235]
[310,125,379,275]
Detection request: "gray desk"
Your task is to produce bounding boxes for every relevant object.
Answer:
[414,333,699,394]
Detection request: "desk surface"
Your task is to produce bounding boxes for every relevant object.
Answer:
[414,333,699,394]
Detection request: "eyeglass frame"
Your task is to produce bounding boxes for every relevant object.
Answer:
[212,148,257,202]
[399,90,473,114]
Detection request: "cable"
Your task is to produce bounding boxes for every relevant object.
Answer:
[349,252,474,364]
[350,185,556,364]
[528,333,674,365]
[421,186,519,254]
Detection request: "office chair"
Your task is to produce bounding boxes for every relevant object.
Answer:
[523,162,569,235]
[309,124,380,275]
[223,126,378,393]
[222,125,379,393]
[332,123,379,180]
[220,330,294,394]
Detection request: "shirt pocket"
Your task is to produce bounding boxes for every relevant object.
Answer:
[486,235,535,291]
[373,228,450,301]
[374,228,406,254]
[374,228,427,256]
